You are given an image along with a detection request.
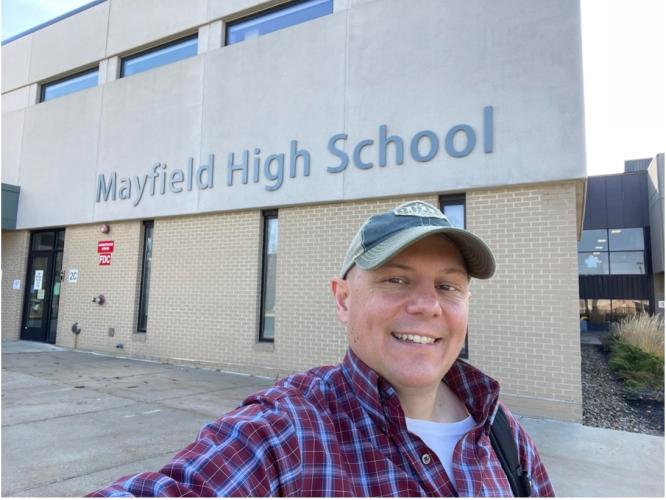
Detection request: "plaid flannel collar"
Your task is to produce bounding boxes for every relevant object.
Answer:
[341,348,500,428]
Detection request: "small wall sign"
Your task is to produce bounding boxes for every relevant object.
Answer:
[33,270,43,290]
[68,270,79,283]
[97,240,115,253]
[99,254,112,266]
[12,279,21,290]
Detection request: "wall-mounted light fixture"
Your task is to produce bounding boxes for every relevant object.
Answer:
[99,223,110,234]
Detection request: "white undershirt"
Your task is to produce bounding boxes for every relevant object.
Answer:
[405,414,476,484]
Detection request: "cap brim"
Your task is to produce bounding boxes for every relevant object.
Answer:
[355,225,495,279]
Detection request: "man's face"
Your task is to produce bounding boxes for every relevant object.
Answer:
[332,234,470,394]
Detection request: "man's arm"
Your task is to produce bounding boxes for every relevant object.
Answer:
[87,403,303,497]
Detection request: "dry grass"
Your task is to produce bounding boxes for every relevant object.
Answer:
[612,313,665,359]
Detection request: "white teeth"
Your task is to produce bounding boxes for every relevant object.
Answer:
[392,332,435,344]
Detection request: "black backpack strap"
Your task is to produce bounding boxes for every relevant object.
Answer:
[489,405,533,497]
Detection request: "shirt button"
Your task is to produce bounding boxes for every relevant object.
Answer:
[421,453,431,465]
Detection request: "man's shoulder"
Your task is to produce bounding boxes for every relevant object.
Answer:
[239,363,347,413]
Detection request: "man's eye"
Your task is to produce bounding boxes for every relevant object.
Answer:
[438,283,460,292]
[386,277,407,285]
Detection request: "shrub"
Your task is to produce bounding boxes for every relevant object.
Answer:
[608,341,664,393]
[612,313,664,359]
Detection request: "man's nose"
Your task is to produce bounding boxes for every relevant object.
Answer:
[404,285,443,316]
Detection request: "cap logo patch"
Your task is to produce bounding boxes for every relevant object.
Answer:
[393,201,446,219]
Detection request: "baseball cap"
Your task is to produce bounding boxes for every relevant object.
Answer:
[340,200,495,279]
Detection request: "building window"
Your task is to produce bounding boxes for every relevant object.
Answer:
[440,194,468,359]
[121,35,198,78]
[580,299,611,331]
[40,68,98,102]
[609,251,646,274]
[580,298,649,331]
[137,221,154,332]
[578,252,610,275]
[226,0,333,45]
[578,228,646,275]
[259,211,278,341]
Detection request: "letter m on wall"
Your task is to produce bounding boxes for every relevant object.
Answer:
[97,173,117,202]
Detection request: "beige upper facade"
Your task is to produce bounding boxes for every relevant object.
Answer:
[2,0,585,229]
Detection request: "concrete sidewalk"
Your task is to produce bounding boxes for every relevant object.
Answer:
[2,340,664,497]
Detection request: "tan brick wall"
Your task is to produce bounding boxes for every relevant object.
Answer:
[1,230,30,341]
[466,182,583,421]
[43,183,582,421]
[141,210,266,370]
[57,221,144,353]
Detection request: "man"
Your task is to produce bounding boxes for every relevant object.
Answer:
[90,200,554,497]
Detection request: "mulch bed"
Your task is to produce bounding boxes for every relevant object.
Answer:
[581,343,664,436]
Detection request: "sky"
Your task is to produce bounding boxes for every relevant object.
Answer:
[2,0,665,177]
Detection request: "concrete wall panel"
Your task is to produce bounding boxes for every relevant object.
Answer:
[1,35,32,93]
[16,88,103,229]
[93,57,205,222]
[2,87,32,114]
[1,110,26,186]
[207,0,272,21]
[341,0,585,200]
[198,11,346,213]
[6,0,586,237]
[107,0,206,56]
[28,2,109,84]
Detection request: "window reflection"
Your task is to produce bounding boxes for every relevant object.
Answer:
[610,251,646,274]
[260,213,278,341]
[226,0,333,45]
[578,252,609,275]
[578,229,608,252]
[41,69,98,102]
[608,228,644,251]
[121,35,198,78]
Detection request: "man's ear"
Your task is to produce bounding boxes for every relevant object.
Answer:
[331,276,350,323]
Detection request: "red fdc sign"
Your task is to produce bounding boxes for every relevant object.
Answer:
[99,254,112,266]
[97,240,115,253]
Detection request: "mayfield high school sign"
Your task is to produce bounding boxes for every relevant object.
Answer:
[97,107,495,206]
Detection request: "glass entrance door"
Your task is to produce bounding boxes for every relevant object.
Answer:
[21,230,64,343]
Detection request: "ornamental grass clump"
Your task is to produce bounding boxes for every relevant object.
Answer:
[613,313,664,359]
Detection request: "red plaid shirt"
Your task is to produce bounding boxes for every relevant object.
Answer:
[89,349,554,497]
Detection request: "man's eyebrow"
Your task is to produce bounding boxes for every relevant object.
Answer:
[382,262,468,275]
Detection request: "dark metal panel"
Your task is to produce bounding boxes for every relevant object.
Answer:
[606,176,624,226]
[579,275,650,299]
[584,177,608,229]
[620,172,649,227]
[624,158,652,172]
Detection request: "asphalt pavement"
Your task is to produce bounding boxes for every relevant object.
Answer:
[2,340,663,497]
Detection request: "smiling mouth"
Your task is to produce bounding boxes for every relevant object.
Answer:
[391,332,440,345]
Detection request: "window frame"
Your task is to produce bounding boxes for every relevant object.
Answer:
[137,221,154,333]
[225,0,333,46]
[258,210,278,342]
[439,194,469,359]
[577,227,647,276]
[39,67,99,103]
[120,34,198,78]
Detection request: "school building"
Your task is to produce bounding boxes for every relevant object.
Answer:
[2,0,587,421]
